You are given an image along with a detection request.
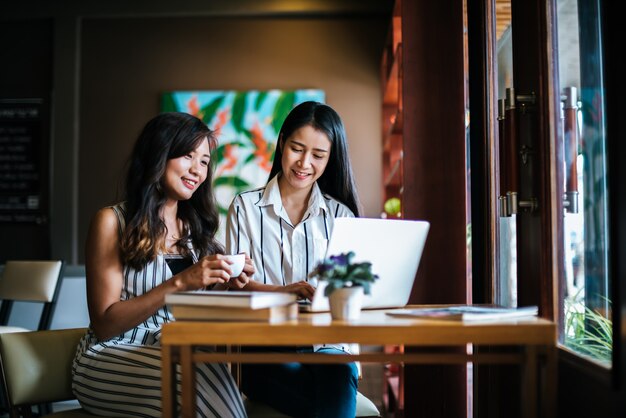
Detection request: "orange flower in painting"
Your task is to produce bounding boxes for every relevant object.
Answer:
[216,143,237,176]
[186,95,204,119]
[250,122,273,172]
[212,109,230,138]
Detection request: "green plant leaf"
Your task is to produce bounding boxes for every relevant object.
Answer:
[240,128,253,141]
[161,92,179,112]
[211,141,247,163]
[200,95,226,125]
[312,251,379,298]
[361,282,372,295]
[324,282,338,297]
[243,153,257,164]
[213,176,250,189]
[564,292,613,363]
[271,92,295,134]
[231,92,248,133]
[254,92,268,111]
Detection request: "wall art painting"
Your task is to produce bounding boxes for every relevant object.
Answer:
[161,89,325,239]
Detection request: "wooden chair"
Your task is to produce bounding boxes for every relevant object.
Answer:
[0,260,65,333]
[0,328,103,417]
[0,328,382,418]
[0,260,65,414]
[0,321,379,418]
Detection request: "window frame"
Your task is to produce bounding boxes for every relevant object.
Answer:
[470,0,623,397]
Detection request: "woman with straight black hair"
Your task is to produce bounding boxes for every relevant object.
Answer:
[267,100,361,218]
[72,112,251,417]
[225,101,362,417]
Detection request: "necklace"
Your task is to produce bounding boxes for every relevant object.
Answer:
[163,235,180,255]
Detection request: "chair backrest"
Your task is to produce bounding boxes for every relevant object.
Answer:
[0,327,86,407]
[0,260,64,330]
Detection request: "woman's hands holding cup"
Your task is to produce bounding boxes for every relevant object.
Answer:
[226,253,254,289]
[173,254,254,291]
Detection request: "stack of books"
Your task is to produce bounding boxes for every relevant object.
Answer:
[165,290,298,323]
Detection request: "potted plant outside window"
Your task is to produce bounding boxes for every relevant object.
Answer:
[309,251,379,320]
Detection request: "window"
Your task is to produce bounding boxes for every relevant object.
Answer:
[495,0,611,365]
[557,0,611,365]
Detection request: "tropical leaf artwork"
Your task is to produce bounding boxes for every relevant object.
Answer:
[161,89,325,239]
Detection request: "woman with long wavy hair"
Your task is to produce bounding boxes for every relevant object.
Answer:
[72,112,251,417]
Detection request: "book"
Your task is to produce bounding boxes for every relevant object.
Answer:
[165,290,297,310]
[386,305,538,322]
[171,302,298,323]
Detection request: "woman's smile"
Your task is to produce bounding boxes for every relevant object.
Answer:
[279,125,331,193]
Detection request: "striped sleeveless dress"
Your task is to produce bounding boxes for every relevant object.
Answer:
[71,204,247,417]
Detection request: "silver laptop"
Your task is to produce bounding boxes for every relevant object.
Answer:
[300,217,430,312]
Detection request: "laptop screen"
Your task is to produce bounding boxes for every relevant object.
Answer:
[303,217,430,311]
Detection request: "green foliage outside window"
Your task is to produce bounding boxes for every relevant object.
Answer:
[564,292,612,364]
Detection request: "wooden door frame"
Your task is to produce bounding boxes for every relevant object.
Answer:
[401,0,468,416]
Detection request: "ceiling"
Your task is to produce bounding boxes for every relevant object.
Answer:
[495,0,512,40]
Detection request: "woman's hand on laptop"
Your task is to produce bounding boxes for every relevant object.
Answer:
[237,277,315,300]
[283,281,316,301]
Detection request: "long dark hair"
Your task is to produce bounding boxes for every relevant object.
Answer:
[268,101,361,216]
[121,112,222,269]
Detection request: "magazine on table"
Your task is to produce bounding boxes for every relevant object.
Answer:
[386,305,538,322]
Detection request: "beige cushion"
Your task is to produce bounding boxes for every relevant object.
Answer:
[0,327,86,405]
[0,326,30,334]
[0,260,63,302]
[355,391,381,417]
[244,391,380,418]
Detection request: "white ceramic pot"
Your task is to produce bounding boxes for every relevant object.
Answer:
[328,286,364,320]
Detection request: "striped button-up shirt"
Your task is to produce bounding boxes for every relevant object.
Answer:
[225,174,354,287]
[225,175,356,353]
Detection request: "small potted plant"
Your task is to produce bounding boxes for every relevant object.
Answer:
[309,251,379,320]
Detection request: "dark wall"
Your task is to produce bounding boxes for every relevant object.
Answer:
[78,16,387,262]
[0,19,53,262]
[0,19,53,96]
[0,6,389,264]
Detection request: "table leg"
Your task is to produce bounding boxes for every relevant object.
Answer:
[161,345,177,418]
[521,345,538,418]
[541,345,557,418]
[180,345,196,418]
[229,345,242,388]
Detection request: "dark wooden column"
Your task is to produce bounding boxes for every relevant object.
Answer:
[401,0,468,416]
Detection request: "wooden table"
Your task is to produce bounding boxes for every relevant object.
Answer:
[161,309,556,418]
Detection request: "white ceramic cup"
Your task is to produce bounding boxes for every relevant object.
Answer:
[225,254,245,277]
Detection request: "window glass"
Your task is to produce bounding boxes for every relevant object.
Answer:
[495,0,610,365]
[495,1,516,308]
[558,0,611,365]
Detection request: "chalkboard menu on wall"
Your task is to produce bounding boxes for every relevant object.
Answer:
[0,99,45,223]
